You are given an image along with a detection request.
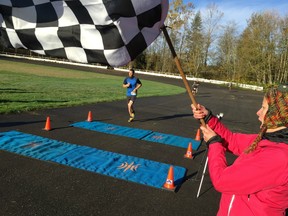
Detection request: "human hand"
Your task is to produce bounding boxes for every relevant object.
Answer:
[191,104,209,120]
[131,90,136,95]
[200,125,217,142]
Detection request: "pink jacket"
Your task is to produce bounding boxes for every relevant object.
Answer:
[207,116,288,216]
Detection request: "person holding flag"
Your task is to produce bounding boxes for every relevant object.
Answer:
[191,84,288,216]
[123,69,142,122]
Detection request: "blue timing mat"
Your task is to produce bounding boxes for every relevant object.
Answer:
[142,132,199,149]
[0,131,186,190]
[72,121,152,140]
[71,121,201,150]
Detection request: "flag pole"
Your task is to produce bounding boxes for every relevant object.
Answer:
[161,25,208,198]
[161,25,206,127]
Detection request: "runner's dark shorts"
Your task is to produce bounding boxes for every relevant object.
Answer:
[127,95,137,103]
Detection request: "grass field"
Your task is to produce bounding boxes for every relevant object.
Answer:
[0,59,185,114]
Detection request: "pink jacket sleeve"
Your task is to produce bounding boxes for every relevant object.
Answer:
[208,116,256,155]
[208,143,288,194]
[206,116,288,194]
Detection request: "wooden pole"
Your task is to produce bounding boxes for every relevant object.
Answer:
[161,26,206,126]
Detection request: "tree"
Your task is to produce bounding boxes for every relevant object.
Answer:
[216,21,239,81]
[184,11,204,77]
[276,15,288,83]
[201,3,224,67]
[162,0,194,73]
[236,11,282,84]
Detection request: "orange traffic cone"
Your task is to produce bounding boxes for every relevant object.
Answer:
[43,116,51,131]
[163,166,176,191]
[87,111,92,122]
[195,128,201,141]
[184,142,193,159]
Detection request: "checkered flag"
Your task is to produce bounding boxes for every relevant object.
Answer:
[0,0,168,67]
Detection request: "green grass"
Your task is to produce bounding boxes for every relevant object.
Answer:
[0,59,185,114]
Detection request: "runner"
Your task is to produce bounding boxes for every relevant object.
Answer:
[192,81,199,95]
[122,69,142,122]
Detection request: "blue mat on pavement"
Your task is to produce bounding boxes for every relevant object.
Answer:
[71,121,201,150]
[142,132,200,149]
[0,131,186,190]
[71,121,152,140]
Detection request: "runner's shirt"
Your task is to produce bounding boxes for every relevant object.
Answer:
[123,77,142,96]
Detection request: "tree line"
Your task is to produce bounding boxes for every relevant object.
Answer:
[132,0,288,85]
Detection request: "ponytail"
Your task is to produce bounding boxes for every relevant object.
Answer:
[244,125,267,154]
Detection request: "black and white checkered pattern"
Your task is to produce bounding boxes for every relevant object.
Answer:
[0,0,168,66]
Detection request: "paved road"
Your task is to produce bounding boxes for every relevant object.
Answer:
[0,57,264,216]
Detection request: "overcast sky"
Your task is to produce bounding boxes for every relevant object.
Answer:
[186,0,288,30]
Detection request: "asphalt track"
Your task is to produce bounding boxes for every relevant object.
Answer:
[0,56,264,216]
